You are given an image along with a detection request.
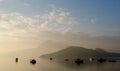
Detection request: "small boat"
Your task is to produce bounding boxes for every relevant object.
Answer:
[50,58,53,60]
[97,58,106,63]
[30,59,36,64]
[65,59,69,61]
[74,58,84,65]
[109,60,117,62]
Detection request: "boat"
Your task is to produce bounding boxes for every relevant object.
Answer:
[30,59,36,64]
[97,58,106,63]
[74,58,84,65]
[109,60,117,62]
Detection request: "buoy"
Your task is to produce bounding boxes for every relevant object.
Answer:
[89,57,94,62]
[50,58,53,60]
[15,58,18,62]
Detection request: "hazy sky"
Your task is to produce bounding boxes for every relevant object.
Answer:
[0,0,120,53]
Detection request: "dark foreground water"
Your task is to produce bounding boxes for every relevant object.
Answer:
[0,56,120,71]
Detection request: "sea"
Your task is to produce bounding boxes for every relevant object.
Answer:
[0,55,120,71]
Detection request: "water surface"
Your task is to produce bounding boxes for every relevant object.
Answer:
[0,56,119,71]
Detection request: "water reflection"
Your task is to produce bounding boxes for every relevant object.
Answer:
[0,57,119,71]
[43,58,120,71]
[39,58,120,71]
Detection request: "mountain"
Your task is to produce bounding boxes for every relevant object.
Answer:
[6,41,68,58]
[40,46,120,59]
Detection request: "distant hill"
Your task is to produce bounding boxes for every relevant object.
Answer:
[40,46,120,59]
[6,41,68,58]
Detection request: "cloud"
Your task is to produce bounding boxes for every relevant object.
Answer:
[0,8,78,41]
[0,12,36,39]
[0,8,119,53]
[35,9,78,25]
[0,9,79,52]
[48,11,77,24]
[34,8,79,34]
[0,12,37,52]
[39,21,50,31]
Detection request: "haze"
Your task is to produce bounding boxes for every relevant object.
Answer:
[0,0,120,54]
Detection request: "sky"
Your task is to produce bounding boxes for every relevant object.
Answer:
[0,0,120,53]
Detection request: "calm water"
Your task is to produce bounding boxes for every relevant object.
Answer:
[0,56,120,71]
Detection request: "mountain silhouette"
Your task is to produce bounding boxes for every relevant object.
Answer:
[40,46,120,59]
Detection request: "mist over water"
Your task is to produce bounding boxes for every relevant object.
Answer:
[0,0,119,71]
[0,54,119,71]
